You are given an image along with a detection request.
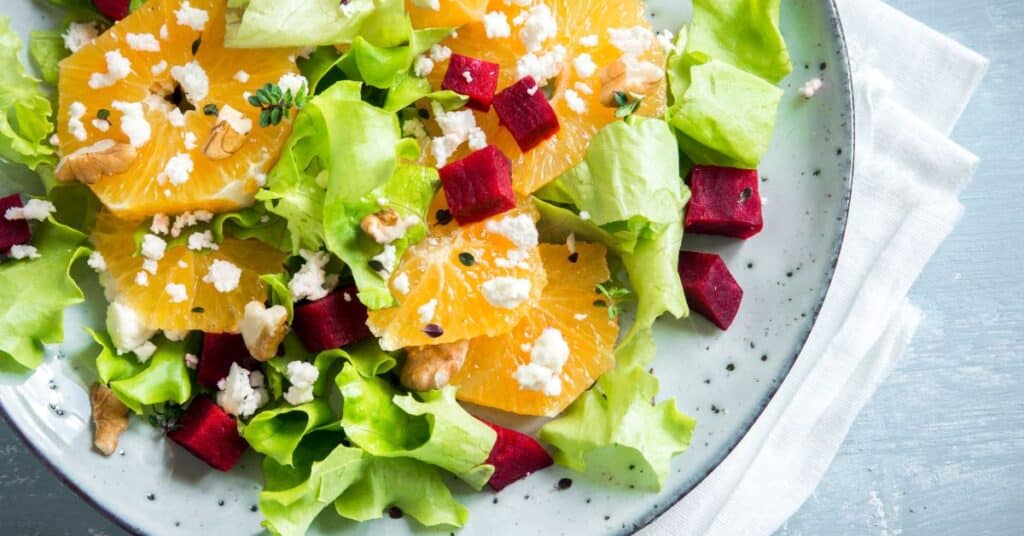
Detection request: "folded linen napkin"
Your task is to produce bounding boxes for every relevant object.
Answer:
[640,1,988,534]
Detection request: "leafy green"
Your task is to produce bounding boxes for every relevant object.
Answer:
[333,456,469,527]
[91,331,193,414]
[0,17,57,171]
[681,0,791,84]
[211,205,291,252]
[260,273,294,322]
[243,400,337,466]
[539,331,696,491]
[0,219,89,369]
[338,27,451,89]
[225,0,379,49]
[336,365,496,489]
[29,30,66,85]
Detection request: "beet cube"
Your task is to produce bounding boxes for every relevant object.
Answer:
[293,286,371,352]
[167,396,248,472]
[439,145,516,225]
[442,54,501,112]
[482,421,554,491]
[0,194,31,254]
[197,333,259,388]
[685,166,764,239]
[678,251,743,331]
[92,0,130,20]
[493,76,560,152]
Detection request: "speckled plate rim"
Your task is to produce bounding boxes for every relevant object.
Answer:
[0,1,856,534]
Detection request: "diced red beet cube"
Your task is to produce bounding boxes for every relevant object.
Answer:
[482,421,554,491]
[442,54,501,112]
[167,396,248,472]
[92,0,130,20]
[0,194,31,254]
[678,251,743,331]
[685,166,764,239]
[197,333,259,388]
[493,76,560,152]
[293,286,371,352]
[439,145,516,225]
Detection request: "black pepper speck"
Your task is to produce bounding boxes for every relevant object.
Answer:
[726,363,735,372]
[556,478,573,490]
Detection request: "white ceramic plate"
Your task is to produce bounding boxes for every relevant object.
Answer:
[0,0,854,534]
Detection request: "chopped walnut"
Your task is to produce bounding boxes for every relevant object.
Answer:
[90,383,130,456]
[55,140,137,184]
[202,121,247,160]
[239,301,289,361]
[598,57,666,107]
[360,208,421,245]
[400,340,470,392]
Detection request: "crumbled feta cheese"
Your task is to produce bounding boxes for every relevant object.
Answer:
[483,12,511,39]
[609,26,655,57]
[203,260,242,293]
[372,244,397,273]
[462,70,474,83]
[482,277,532,309]
[218,104,253,135]
[518,4,558,53]
[283,361,319,406]
[278,73,308,97]
[187,230,219,251]
[49,134,59,146]
[417,298,438,324]
[68,102,87,141]
[159,24,169,40]
[89,50,132,89]
[579,34,599,47]
[91,118,111,132]
[175,1,209,31]
[150,214,170,235]
[403,118,429,142]
[574,81,594,95]
[8,245,39,260]
[63,22,98,53]
[106,302,156,356]
[183,132,198,150]
[414,55,435,77]
[170,61,209,105]
[133,341,157,363]
[233,70,250,83]
[564,89,586,114]
[513,328,569,396]
[239,301,288,360]
[800,78,824,99]
[170,210,213,238]
[165,283,188,304]
[216,362,268,418]
[485,214,539,250]
[112,100,152,147]
[142,259,158,275]
[141,233,167,261]
[126,33,160,52]
[184,353,198,369]
[159,153,194,186]
[573,53,597,78]
[5,199,55,222]
[135,271,150,286]
[429,44,452,63]
[656,29,676,52]
[87,251,107,272]
[151,60,168,75]
[289,249,334,302]
[411,0,440,11]
[392,272,410,295]
[468,127,487,150]
[167,108,186,128]
[516,45,566,87]
[429,102,487,167]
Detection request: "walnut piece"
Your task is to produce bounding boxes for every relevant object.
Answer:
[598,57,666,107]
[360,208,420,245]
[400,340,470,392]
[239,301,289,361]
[55,140,137,184]
[202,121,248,160]
[90,383,130,456]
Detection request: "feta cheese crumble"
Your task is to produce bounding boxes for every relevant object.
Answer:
[417,298,439,324]
[203,260,242,293]
[170,61,210,104]
[5,199,55,222]
[141,234,167,261]
[135,271,150,286]
[579,34,599,47]
[656,29,676,52]
[513,328,570,396]
[609,26,655,57]
[574,81,594,95]
[429,102,487,166]
[68,102,87,141]
[462,70,474,83]
[518,4,558,53]
[183,132,198,150]
[89,50,132,89]
[91,118,110,132]
[167,108,186,128]
[158,153,194,186]
[126,33,160,52]
[218,104,253,135]
[372,244,397,274]
[184,353,198,369]
[414,55,435,77]
[133,341,157,363]
[564,89,586,114]
[482,277,532,309]
[283,361,319,406]
[170,210,214,238]
[165,283,188,304]
[483,12,512,39]
[112,100,152,147]
[289,249,334,302]
[87,251,107,272]
[106,302,156,356]
[217,362,268,418]
[233,70,250,83]
[175,1,209,31]
[8,245,39,260]
[516,46,566,87]
[150,214,170,235]
[573,53,597,78]
[142,259,158,275]
[485,214,539,250]
[151,60,168,75]
[187,230,218,251]
[278,73,308,97]
[392,272,410,295]
[800,78,824,99]
[412,0,440,11]
[429,44,452,63]
[63,22,98,53]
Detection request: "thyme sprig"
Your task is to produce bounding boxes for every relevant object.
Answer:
[248,82,309,127]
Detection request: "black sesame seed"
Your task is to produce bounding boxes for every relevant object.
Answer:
[218,499,225,506]
[819,62,827,71]
[203,104,219,116]
[368,259,385,272]
[191,307,205,313]
[387,506,404,519]
[604,515,611,521]
[417,107,430,119]
[191,37,202,55]
[146,493,156,501]
[435,209,453,225]
[492,497,499,504]
[458,252,475,266]
[556,478,573,490]
[726,363,735,371]
[250,505,258,512]
[567,252,579,263]
[423,323,444,338]
[593,299,608,308]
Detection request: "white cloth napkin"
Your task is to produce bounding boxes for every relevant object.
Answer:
[640,1,988,535]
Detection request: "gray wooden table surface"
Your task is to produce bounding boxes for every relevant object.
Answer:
[1,0,1021,534]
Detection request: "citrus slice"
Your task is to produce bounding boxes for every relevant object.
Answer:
[427,0,667,194]
[408,0,489,29]
[91,211,287,333]
[452,242,618,417]
[57,0,299,219]
[367,206,547,351]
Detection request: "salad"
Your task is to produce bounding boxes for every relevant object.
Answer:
[0,0,794,533]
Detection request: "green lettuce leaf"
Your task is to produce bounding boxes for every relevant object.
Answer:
[260,273,294,322]
[211,204,291,252]
[681,0,791,84]
[333,456,469,527]
[91,331,193,414]
[336,364,496,489]
[225,0,379,49]
[339,27,451,89]
[0,17,57,171]
[0,219,89,370]
[539,331,696,491]
[243,400,338,466]
[29,30,65,85]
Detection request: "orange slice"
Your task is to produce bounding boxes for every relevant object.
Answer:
[408,0,489,29]
[91,211,286,333]
[452,242,618,417]
[57,0,299,219]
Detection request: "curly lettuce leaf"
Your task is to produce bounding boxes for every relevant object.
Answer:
[333,456,469,527]
[539,331,696,491]
[339,27,451,89]
[0,219,89,369]
[0,17,56,171]
[225,0,378,49]
[211,205,291,252]
[91,331,193,414]
[681,0,791,84]
[336,365,496,489]
[29,30,65,85]
[243,400,338,466]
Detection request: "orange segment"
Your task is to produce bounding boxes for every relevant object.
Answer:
[57,0,299,219]
[427,0,666,194]
[408,0,489,28]
[452,242,618,417]
[91,211,286,333]
[367,206,547,351]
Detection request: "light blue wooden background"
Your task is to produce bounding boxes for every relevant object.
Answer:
[1,0,1021,534]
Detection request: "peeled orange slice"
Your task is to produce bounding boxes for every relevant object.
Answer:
[452,242,618,417]
[57,0,299,219]
[367,206,547,351]
[91,211,286,333]
[408,0,489,29]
